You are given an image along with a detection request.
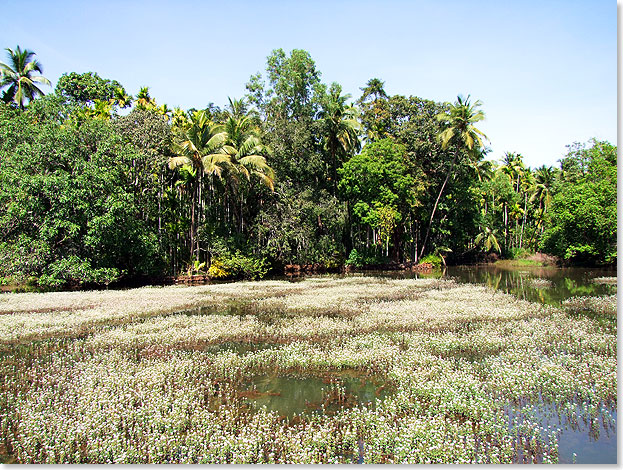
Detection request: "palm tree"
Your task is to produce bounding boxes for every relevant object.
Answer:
[217,109,275,233]
[169,110,230,262]
[171,107,190,131]
[419,94,488,259]
[358,78,389,142]
[0,46,51,109]
[135,86,156,110]
[221,114,275,190]
[526,165,555,247]
[109,86,132,108]
[530,165,554,213]
[501,152,525,193]
[318,84,361,191]
[358,78,388,103]
[475,226,501,254]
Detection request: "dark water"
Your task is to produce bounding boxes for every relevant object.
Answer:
[341,265,618,464]
[507,403,617,464]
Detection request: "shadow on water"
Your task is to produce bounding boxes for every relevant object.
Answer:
[241,372,389,418]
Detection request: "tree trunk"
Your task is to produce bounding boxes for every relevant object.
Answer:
[419,152,458,259]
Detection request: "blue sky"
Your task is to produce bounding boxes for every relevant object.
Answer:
[0,0,616,168]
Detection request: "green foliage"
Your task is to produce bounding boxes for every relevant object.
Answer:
[56,71,127,105]
[0,46,51,108]
[418,254,443,267]
[345,249,365,267]
[344,248,388,267]
[208,252,269,280]
[0,96,164,287]
[0,47,614,290]
[38,256,120,288]
[540,139,616,265]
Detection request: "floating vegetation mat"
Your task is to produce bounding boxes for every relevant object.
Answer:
[0,276,617,463]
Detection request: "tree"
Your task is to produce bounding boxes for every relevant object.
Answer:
[0,98,163,287]
[135,86,156,110]
[540,139,616,265]
[219,108,275,233]
[420,95,488,258]
[359,78,388,103]
[56,71,127,105]
[221,112,275,191]
[475,226,501,254]
[317,83,361,192]
[0,46,51,109]
[339,139,426,261]
[169,110,229,262]
[358,78,390,142]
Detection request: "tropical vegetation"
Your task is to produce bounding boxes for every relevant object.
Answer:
[0,46,616,288]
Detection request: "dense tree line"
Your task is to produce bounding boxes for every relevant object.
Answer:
[0,46,616,288]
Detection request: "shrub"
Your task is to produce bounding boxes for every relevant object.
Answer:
[345,249,365,267]
[419,254,442,267]
[208,252,269,280]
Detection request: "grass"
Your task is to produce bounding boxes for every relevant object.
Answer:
[494,259,545,268]
[0,276,616,463]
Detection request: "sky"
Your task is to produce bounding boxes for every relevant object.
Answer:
[0,0,616,169]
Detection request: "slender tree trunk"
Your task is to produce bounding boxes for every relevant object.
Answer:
[520,192,527,249]
[419,152,458,259]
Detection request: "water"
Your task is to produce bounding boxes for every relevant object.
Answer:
[444,265,617,464]
[506,403,617,464]
[241,373,388,418]
[443,265,616,306]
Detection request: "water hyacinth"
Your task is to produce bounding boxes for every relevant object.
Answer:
[0,276,616,463]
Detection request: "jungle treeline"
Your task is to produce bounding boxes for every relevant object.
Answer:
[0,47,617,287]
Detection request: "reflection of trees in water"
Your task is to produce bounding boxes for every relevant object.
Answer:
[447,266,615,305]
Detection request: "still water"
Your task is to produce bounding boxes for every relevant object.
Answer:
[432,265,617,464]
[443,264,616,306]
[307,264,618,464]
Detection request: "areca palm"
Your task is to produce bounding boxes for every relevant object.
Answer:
[0,46,51,109]
[109,86,132,108]
[169,110,229,262]
[420,95,488,259]
[501,152,526,192]
[318,84,361,191]
[135,86,156,110]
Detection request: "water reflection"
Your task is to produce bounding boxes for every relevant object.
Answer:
[443,265,616,306]
[242,373,388,418]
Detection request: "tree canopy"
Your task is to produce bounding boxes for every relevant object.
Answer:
[0,46,616,288]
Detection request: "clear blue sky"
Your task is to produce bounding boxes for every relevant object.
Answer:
[0,0,616,169]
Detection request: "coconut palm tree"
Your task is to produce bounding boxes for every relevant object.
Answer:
[318,84,361,192]
[419,94,488,259]
[218,112,275,232]
[169,110,230,262]
[359,78,388,103]
[530,165,554,213]
[221,114,275,190]
[0,46,51,109]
